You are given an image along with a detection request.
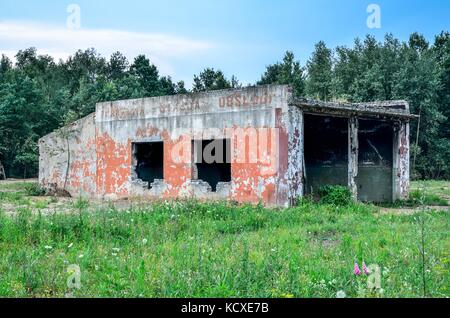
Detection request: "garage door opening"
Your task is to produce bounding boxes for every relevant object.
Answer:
[357,119,393,202]
[133,142,164,189]
[304,114,348,197]
[192,139,231,192]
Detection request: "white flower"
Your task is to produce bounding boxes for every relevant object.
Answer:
[44,245,52,250]
[68,243,73,248]
[336,290,346,298]
[142,238,148,245]
[78,254,84,258]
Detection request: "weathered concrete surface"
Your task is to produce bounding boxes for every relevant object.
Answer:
[393,121,410,200]
[39,113,97,197]
[286,106,304,204]
[40,85,294,206]
[348,116,359,201]
[39,85,414,206]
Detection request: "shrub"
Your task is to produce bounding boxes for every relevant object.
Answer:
[318,185,352,206]
[24,183,45,196]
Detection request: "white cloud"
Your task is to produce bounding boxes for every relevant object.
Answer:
[0,20,214,77]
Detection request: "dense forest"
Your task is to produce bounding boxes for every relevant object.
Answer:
[0,32,449,180]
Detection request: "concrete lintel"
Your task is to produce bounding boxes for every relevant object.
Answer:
[290,98,418,120]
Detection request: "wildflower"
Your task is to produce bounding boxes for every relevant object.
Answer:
[362,262,370,275]
[44,245,53,250]
[336,290,346,298]
[354,262,361,276]
[142,238,148,245]
[68,243,73,248]
[78,254,84,259]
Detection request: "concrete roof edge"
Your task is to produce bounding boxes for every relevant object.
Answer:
[38,112,96,143]
[289,97,418,119]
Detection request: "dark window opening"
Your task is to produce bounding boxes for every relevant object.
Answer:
[304,114,348,197]
[192,139,231,192]
[133,142,164,189]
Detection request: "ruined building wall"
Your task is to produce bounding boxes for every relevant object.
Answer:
[39,113,97,197]
[95,85,292,205]
[39,85,412,205]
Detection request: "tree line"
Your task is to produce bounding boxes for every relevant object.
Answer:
[0,31,449,179]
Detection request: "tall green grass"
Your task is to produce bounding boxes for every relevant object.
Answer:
[0,200,448,298]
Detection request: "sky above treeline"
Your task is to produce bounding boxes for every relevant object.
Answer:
[0,0,449,87]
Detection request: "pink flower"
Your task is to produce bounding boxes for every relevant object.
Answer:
[354,262,361,276]
[362,262,370,275]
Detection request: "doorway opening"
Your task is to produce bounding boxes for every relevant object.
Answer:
[304,114,348,197]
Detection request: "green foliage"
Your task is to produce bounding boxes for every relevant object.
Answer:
[306,41,333,100]
[23,183,45,197]
[318,185,353,206]
[258,51,305,96]
[0,48,188,178]
[192,68,240,92]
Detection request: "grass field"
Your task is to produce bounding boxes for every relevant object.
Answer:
[0,180,448,298]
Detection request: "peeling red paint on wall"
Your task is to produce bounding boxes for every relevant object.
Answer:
[162,136,192,197]
[96,131,131,196]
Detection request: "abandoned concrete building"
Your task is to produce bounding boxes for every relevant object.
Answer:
[39,85,416,207]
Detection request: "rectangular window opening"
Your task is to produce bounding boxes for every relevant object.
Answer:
[192,139,231,192]
[133,142,164,189]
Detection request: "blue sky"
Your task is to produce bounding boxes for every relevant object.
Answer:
[0,0,449,87]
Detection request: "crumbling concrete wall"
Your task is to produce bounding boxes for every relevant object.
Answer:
[286,106,304,203]
[94,85,292,206]
[348,116,359,201]
[39,113,97,197]
[393,121,410,200]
